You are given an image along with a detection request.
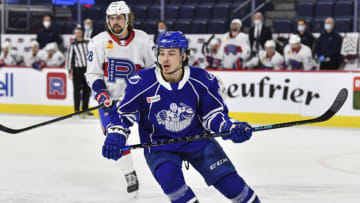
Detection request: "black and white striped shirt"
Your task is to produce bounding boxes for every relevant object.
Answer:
[65,39,89,72]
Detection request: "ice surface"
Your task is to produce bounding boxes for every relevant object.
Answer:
[0,114,359,203]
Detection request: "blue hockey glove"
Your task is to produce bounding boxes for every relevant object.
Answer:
[32,60,46,70]
[102,125,128,161]
[95,90,113,112]
[221,121,252,143]
[318,55,325,63]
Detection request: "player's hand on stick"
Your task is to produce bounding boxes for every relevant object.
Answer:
[221,121,252,143]
[102,125,128,160]
[95,90,112,112]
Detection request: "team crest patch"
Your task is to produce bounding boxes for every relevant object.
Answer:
[206,72,215,81]
[156,103,194,132]
[106,40,114,49]
[129,73,141,84]
[146,95,161,103]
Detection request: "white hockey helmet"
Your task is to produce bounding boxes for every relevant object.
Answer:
[44,42,58,51]
[106,1,131,36]
[1,41,11,49]
[209,38,219,46]
[289,34,301,44]
[265,40,276,48]
[31,40,39,48]
[231,18,242,27]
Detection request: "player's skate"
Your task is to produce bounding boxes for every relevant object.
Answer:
[125,171,139,197]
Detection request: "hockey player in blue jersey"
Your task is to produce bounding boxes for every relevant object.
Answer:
[103,31,260,203]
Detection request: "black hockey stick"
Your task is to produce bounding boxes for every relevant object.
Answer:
[120,88,348,152]
[0,104,103,134]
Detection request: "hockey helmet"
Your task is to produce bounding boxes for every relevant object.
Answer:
[157,31,188,55]
[106,1,131,36]
[264,40,276,48]
[289,34,301,44]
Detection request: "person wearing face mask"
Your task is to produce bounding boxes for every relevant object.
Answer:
[218,18,251,69]
[83,18,98,40]
[315,17,343,70]
[36,15,62,49]
[295,19,315,50]
[284,34,316,70]
[153,20,167,45]
[249,12,272,56]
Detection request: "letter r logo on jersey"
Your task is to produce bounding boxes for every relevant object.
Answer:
[107,58,136,82]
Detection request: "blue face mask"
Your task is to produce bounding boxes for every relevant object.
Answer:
[297,25,305,32]
[324,23,332,31]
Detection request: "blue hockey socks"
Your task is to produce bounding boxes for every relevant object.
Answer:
[214,172,260,203]
[156,161,198,203]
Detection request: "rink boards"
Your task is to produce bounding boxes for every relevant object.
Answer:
[0,66,359,128]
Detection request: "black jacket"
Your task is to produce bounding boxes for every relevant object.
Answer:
[249,25,272,51]
[315,30,342,60]
[36,26,62,49]
[296,31,315,50]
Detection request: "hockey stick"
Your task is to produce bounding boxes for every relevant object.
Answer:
[0,104,103,134]
[120,88,348,152]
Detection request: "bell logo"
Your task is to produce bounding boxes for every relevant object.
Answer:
[47,72,66,99]
[353,77,360,110]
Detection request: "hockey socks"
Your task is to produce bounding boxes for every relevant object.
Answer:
[156,162,198,203]
[117,152,139,193]
[214,172,260,203]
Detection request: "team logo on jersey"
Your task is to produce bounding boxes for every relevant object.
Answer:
[106,40,114,49]
[224,45,242,55]
[107,58,136,82]
[156,103,194,132]
[128,73,141,84]
[206,72,215,81]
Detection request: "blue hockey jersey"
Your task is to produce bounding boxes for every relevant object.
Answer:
[111,65,231,154]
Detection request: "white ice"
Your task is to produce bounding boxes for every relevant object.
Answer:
[0,114,360,203]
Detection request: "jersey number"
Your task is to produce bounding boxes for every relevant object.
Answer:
[107,58,136,82]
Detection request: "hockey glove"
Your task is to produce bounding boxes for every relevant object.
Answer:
[95,90,113,112]
[221,121,252,143]
[318,55,325,63]
[102,125,128,161]
[289,59,302,70]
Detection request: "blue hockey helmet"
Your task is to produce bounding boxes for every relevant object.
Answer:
[157,31,188,55]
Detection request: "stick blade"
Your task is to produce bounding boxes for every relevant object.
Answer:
[0,124,19,134]
[318,88,348,121]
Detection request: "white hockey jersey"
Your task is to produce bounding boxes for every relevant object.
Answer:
[219,32,251,69]
[284,44,316,70]
[244,50,285,70]
[44,51,65,67]
[24,50,47,66]
[0,50,22,66]
[86,29,156,101]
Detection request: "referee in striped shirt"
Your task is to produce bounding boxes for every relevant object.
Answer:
[65,24,92,116]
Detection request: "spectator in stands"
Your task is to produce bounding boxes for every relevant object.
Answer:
[249,12,272,56]
[83,18,98,40]
[284,34,316,70]
[219,18,251,69]
[44,42,65,67]
[295,19,315,50]
[204,38,222,69]
[36,15,63,49]
[315,17,343,70]
[153,20,167,45]
[66,24,92,116]
[244,40,285,70]
[24,40,46,67]
[0,41,23,67]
